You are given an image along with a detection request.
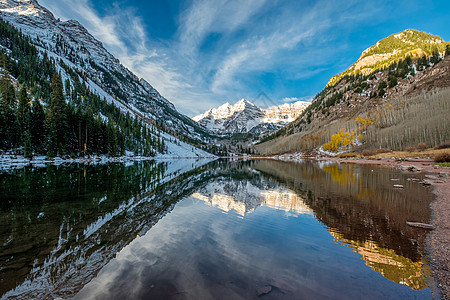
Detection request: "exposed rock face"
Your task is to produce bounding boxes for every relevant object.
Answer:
[355,52,396,74]
[193,99,310,135]
[0,0,209,144]
[265,101,310,121]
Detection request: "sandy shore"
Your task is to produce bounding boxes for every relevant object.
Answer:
[329,157,450,299]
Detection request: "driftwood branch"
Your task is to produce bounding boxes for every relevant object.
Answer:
[406,221,435,230]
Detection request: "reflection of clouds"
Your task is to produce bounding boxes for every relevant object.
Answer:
[75,191,429,299]
[74,164,432,299]
[76,197,322,299]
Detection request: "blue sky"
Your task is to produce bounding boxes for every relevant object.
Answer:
[39,0,450,116]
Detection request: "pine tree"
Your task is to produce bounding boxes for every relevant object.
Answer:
[0,70,15,109]
[0,71,18,147]
[22,130,32,158]
[17,85,33,156]
[31,99,45,152]
[17,85,31,131]
[45,72,68,155]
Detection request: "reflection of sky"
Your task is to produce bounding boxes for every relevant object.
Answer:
[75,194,431,299]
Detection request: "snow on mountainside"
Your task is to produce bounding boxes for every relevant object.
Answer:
[0,0,212,157]
[193,98,310,135]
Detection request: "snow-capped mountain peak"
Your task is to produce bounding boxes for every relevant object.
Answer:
[193,99,310,135]
[235,98,255,108]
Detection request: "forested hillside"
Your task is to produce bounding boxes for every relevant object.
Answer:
[0,19,167,157]
[256,30,450,154]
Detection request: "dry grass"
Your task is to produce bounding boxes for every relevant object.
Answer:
[337,152,359,158]
[374,148,450,159]
[376,148,391,154]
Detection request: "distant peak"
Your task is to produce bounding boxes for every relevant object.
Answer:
[235,98,255,107]
[218,102,231,109]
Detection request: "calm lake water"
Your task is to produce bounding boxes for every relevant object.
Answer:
[0,159,438,299]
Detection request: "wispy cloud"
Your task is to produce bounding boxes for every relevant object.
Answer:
[282,96,313,103]
[41,0,124,49]
[210,26,320,94]
[39,0,394,116]
[209,0,373,94]
[178,0,269,55]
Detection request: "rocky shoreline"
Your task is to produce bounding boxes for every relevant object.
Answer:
[259,153,449,298]
[260,154,445,298]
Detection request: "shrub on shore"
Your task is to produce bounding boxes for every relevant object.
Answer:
[417,143,427,151]
[434,152,450,163]
[337,152,358,158]
[362,149,377,156]
[435,141,450,149]
[376,148,391,154]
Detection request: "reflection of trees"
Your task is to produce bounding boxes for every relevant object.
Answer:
[253,160,433,262]
[330,229,428,290]
[0,160,215,298]
[253,160,434,290]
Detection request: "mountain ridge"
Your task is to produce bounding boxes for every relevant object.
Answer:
[0,0,210,140]
[328,29,449,86]
[193,98,310,135]
[0,0,213,157]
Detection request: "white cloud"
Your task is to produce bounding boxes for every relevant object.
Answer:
[282,97,313,103]
[41,0,124,49]
[178,0,269,55]
[211,27,319,94]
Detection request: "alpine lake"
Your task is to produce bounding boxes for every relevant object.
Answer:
[0,158,439,299]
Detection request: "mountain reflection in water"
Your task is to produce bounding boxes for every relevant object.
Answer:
[0,159,436,299]
[192,181,312,216]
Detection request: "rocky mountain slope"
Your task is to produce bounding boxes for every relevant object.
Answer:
[256,29,450,154]
[0,0,212,157]
[193,99,310,135]
[328,29,448,86]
